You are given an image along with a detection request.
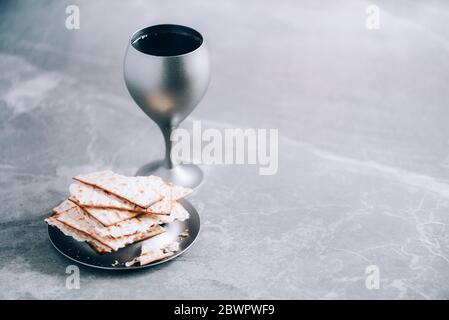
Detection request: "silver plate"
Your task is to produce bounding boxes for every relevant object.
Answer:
[47,199,200,270]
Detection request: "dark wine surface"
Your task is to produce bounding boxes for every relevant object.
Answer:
[132,31,202,56]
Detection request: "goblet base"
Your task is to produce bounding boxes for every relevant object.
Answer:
[135,161,203,188]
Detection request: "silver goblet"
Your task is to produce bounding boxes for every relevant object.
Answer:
[124,24,210,188]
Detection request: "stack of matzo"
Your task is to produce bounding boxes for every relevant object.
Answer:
[45,170,192,263]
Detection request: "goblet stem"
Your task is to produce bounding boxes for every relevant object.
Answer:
[136,123,203,188]
[160,125,175,170]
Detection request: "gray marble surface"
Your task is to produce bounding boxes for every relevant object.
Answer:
[1,0,449,299]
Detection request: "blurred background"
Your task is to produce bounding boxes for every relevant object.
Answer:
[0,0,449,299]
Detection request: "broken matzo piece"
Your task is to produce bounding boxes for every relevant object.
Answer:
[73,170,164,208]
[73,203,140,226]
[54,204,165,251]
[46,215,112,253]
[52,199,77,215]
[70,182,177,215]
[125,239,180,267]
[95,214,160,238]
[93,202,189,238]
[69,182,137,211]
